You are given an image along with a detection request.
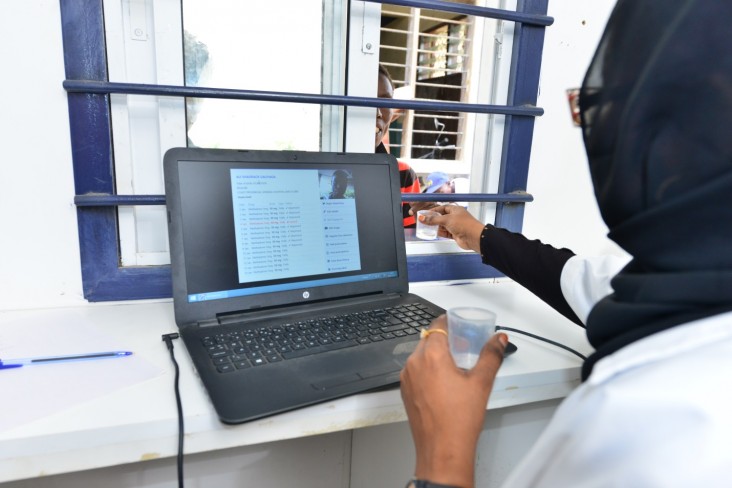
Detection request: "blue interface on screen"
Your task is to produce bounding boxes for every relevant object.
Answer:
[188,168,396,303]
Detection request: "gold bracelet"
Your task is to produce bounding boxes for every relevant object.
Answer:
[405,478,461,488]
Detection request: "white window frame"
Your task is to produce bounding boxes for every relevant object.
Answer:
[106,0,515,264]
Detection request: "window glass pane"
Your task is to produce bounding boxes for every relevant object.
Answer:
[103,0,515,270]
[106,0,328,267]
[378,5,502,199]
[182,0,324,151]
[379,3,508,245]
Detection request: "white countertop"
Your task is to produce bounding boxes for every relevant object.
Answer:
[0,279,591,483]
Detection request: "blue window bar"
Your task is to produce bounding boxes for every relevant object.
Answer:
[60,0,552,301]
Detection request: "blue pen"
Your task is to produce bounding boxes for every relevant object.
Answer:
[0,351,132,370]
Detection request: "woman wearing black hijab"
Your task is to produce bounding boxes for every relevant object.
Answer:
[400,1,732,486]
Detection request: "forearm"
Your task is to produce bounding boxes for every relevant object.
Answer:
[414,439,477,488]
[480,224,583,325]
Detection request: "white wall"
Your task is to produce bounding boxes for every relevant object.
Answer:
[0,0,83,311]
[524,0,624,258]
[0,0,623,313]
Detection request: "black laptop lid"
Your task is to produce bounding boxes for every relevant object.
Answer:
[163,147,409,326]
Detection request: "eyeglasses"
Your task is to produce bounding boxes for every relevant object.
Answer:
[566,88,581,127]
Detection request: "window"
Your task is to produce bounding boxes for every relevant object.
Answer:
[181,1,325,152]
[379,8,472,164]
[61,0,552,301]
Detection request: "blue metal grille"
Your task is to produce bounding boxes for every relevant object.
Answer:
[60,0,551,301]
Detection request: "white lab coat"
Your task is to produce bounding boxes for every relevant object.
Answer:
[500,255,732,487]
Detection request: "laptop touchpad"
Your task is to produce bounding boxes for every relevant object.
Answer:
[311,360,402,391]
[392,340,419,357]
[311,373,362,391]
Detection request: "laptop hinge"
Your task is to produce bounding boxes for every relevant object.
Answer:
[216,292,404,326]
[195,318,221,328]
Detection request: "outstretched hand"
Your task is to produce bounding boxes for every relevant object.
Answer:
[409,201,441,214]
[400,315,508,488]
[414,205,485,253]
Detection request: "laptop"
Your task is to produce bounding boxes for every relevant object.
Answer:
[163,147,445,424]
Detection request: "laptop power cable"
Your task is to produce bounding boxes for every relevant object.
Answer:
[495,326,587,361]
[162,333,185,488]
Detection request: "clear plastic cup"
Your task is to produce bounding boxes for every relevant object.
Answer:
[447,307,497,369]
[416,210,439,240]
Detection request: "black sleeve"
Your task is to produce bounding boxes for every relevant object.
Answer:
[479,224,583,326]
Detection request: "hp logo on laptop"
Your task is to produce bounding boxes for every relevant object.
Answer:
[302,291,310,299]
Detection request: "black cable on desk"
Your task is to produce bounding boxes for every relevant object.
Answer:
[495,326,587,361]
[162,333,184,488]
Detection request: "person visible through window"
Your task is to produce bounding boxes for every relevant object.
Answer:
[375,64,421,227]
[423,171,470,208]
[423,171,470,195]
[423,171,451,194]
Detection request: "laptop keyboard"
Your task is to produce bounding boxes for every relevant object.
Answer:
[202,303,438,373]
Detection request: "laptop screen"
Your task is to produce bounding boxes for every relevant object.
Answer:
[165,149,409,325]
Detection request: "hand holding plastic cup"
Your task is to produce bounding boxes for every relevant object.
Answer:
[416,210,440,240]
[447,307,497,369]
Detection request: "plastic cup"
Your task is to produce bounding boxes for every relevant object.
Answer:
[416,210,440,240]
[447,307,497,369]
